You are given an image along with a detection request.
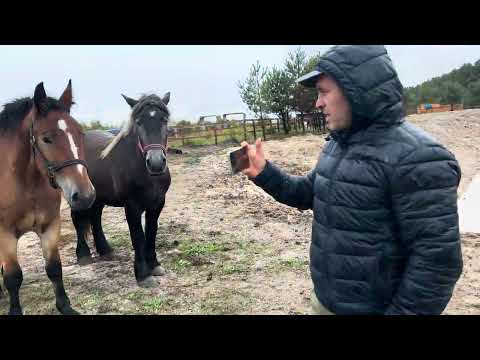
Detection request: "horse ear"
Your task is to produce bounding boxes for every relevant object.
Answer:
[59,79,73,112]
[121,94,139,108]
[33,82,48,112]
[162,92,170,105]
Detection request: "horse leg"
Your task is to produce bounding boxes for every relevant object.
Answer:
[40,216,79,315]
[145,201,165,276]
[125,201,155,288]
[71,209,93,265]
[0,265,3,298]
[0,229,23,315]
[90,204,113,259]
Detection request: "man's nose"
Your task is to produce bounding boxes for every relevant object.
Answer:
[315,96,324,110]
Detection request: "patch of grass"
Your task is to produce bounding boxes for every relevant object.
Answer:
[127,290,148,302]
[173,259,192,272]
[141,297,174,313]
[179,242,225,257]
[20,282,54,312]
[220,263,248,275]
[109,232,131,248]
[184,138,211,147]
[79,292,104,309]
[278,258,309,271]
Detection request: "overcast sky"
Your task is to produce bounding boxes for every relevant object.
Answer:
[0,45,478,126]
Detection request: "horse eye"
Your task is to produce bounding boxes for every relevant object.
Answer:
[136,119,143,126]
[42,137,52,144]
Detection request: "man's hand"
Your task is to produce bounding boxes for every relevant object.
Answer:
[240,138,267,179]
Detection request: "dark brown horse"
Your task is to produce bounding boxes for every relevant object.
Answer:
[0,81,96,315]
[71,92,171,287]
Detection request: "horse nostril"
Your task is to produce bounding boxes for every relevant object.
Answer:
[146,158,152,168]
[72,192,79,203]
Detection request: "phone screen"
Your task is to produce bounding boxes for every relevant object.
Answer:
[229,146,250,174]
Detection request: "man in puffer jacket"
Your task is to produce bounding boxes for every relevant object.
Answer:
[240,45,463,315]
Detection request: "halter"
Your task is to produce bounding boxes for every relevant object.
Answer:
[30,120,89,189]
[136,136,168,176]
[137,136,167,157]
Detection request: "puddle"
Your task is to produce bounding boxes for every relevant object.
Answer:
[458,174,480,233]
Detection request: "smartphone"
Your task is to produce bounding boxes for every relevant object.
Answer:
[229,146,250,174]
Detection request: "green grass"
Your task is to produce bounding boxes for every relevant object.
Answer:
[220,263,248,275]
[172,259,192,272]
[127,290,148,302]
[125,290,175,314]
[278,258,309,271]
[179,242,225,257]
[141,297,174,313]
[109,233,131,248]
[78,292,104,310]
[168,125,275,147]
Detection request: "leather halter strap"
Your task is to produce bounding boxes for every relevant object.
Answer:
[30,121,88,189]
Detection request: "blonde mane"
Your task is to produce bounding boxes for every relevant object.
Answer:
[99,118,134,159]
[99,94,169,160]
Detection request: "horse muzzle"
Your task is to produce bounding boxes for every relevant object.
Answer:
[145,150,167,175]
[57,178,96,211]
[68,187,96,211]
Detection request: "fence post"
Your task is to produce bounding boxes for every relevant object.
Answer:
[214,127,218,145]
[277,118,280,132]
[252,119,257,139]
[260,118,266,141]
[243,119,247,141]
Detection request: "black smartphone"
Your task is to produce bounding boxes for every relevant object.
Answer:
[229,146,250,174]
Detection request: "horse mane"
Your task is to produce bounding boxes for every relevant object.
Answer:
[0,97,69,134]
[100,94,169,159]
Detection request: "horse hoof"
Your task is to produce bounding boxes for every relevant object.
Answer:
[57,304,80,315]
[99,252,115,262]
[9,308,23,315]
[137,276,157,288]
[151,265,166,276]
[77,256,93,266]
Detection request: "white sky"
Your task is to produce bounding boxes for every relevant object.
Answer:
[0,45,478,126]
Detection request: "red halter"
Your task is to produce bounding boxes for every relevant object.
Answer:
[137,137,167,157]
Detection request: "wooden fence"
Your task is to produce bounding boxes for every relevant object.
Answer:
[167,112,326,147]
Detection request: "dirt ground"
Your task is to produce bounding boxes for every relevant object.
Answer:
[1,109,480,315]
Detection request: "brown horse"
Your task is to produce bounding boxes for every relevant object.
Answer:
[71,93,171,288]
[0,81,96,315]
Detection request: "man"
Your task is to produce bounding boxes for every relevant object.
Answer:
[240,45,463,315]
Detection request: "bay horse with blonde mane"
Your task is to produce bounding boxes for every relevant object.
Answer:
[0,81,95,315]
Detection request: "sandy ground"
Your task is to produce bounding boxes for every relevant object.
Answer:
[1,109,480,315]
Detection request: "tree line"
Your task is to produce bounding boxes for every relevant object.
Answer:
[239,48,480,126]
[404,59,480,110]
